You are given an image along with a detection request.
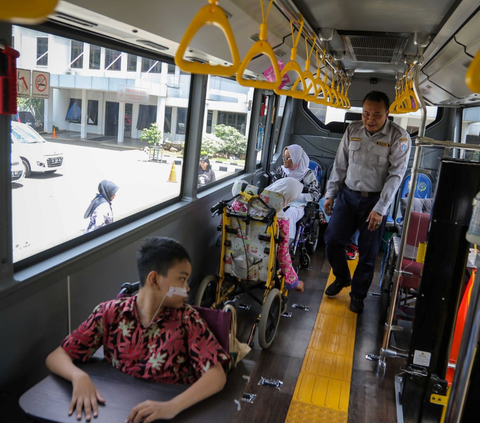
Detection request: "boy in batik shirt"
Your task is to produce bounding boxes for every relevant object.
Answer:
[46,237,229,423]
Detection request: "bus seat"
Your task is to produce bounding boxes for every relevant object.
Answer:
[391,212,430,319]
[400,173,433,199]
[393,172,434,224]
[308,160,322,184]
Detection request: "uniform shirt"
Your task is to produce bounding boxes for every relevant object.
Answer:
[325,120,411,216]
[61,296,230,384]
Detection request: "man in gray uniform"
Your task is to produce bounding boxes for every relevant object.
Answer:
[323,91,411,313]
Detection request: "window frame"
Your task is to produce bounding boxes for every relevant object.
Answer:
[36,36,48,67]
[70,40,84,69]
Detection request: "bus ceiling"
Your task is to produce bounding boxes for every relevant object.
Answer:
[7,0,480,106]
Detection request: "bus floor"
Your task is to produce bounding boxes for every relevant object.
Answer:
[231,246,410,423]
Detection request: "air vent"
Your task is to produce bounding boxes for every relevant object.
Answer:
[136,40,169,51]
[53,12,98,28]
[339,32,409,64]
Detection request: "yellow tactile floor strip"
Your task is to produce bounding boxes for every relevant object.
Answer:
[285,260,358,423]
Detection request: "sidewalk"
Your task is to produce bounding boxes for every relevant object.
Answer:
[42,130,244,173]
[42,130,148,151]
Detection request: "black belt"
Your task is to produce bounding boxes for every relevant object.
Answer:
[345,186,381,198]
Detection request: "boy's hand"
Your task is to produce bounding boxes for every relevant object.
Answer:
[126,400,179,423]
[70,371,106,421]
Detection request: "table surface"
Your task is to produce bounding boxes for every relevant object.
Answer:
[19,358,253,423]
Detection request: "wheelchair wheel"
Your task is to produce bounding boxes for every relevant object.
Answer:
[300,253,311,269]
[258,288,282,349]
[194,275,218,308]
[306,219,320,254]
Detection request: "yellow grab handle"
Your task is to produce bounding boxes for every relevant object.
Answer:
[302,70,319,101]
[274,61,307,98]
[175,2,241,77]
[466,47,480,93]
[236,40,281,89]
[1,0,59,22]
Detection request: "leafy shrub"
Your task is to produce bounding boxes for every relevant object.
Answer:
[140,123,162,146]
[209,125,247,158]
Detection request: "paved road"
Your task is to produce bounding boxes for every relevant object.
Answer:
[11,143,233,262]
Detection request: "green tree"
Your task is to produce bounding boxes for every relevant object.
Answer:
[17,98,44,123]
[140,123,163,146]
[213,124,247,158]
[201,133,224,156]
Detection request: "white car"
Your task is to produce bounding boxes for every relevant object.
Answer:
[11,152,23,182]
[11,121,64,177]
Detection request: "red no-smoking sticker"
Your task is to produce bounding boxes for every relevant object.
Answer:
[32,71,50,99]
[35,74,47,92]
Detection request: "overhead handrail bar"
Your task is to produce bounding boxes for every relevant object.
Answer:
[175,0,241,77]
[236,0,281,89]
[273,0,337,74]
[416,137,480,151]
[274,17,307,98]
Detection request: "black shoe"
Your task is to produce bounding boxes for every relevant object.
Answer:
[350,295,364,313]
[325,279,351,297]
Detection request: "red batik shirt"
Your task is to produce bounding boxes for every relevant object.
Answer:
[61,296,230,384]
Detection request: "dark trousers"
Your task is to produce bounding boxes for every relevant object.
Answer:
[324,188,387,299]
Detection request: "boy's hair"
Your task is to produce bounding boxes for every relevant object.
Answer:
[362,91,390,111]
[137,237,191,287]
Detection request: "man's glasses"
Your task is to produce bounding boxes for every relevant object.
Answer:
[282,156,292,161]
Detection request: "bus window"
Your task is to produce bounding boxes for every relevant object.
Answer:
[271,95,287,156]
[11,25,192,263]
[198,76,253,188]
[306,102,438,135]
[461,107,480,161]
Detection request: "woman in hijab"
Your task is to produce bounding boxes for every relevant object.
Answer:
[231,178,305,293]
[84,180,119,234]
[272,144,320,202]
[198,157,216,187]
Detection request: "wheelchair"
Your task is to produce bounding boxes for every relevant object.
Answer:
[194,181,289,349]
[289,201,321,269]
[288,160,323,269]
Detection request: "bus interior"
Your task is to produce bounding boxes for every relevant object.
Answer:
[2,0,480,422]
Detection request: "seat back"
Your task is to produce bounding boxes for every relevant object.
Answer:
[400,173,433,199]
[308,160,322,184]
[405,211,430,247]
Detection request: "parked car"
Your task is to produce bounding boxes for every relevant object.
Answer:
[11,121,64,177]
[12,111,40,130]
[11,152,23,182]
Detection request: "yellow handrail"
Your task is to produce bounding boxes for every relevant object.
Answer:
[175,0,241,77]
[391,66,419,114]
[274,18,307,99]
[466,46,480,93]
[299,37,319,101]
[236,0,281,89]
[312,48,328,104]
